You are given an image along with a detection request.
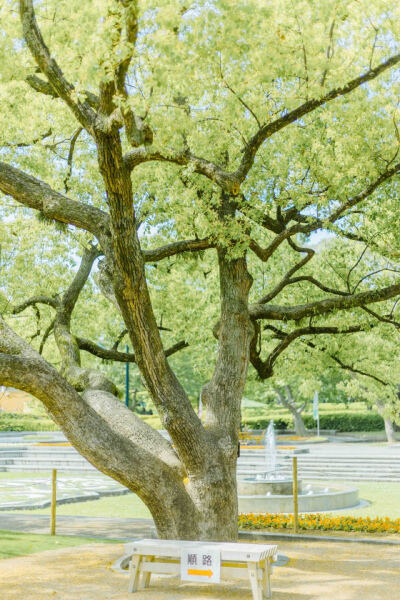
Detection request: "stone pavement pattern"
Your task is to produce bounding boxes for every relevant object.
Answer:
[0,476,128,510]
[1,540,399,600]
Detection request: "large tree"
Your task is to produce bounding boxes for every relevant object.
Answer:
[1,0,400,540]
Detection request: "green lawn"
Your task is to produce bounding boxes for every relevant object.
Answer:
[11,492,152,519]
[0,530,117,559]
[325,481,400,519]
[0,471,52,480]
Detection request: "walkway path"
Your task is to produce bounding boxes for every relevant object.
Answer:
[0,513,155,539]
[1,538,399,599]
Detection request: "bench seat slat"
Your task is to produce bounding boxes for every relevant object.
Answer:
[141,558,248,569]
[125,539,277,562]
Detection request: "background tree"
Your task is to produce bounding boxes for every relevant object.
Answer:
[1,0,400,540]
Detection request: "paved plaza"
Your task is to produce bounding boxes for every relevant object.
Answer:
[1,432,400,515]
[0,475,129,510]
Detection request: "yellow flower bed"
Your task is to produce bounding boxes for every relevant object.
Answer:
[238,513,400,534]
[277,436,307,441]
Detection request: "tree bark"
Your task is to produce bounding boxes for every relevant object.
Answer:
[376,400,396,444]
[0,318,199,539]
[384,417,396,444]
[198,241,253,540]
[275,387,307,436]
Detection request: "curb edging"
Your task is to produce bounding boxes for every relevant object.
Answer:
[239,529,400,546]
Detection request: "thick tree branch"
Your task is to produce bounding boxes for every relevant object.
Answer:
[51,247,117,394]
[61,245,101,316]
[39,318,55,355]
[0,316,194,526]
[251,324,363,379]
[249,159,400,264]
[238,197,284,234]
[96,0,153,148]
[235,53,400,181]
[258,239,315,303]
[64,128,83,193]
[95,120,208,473]
[26,74,99,109]
[112,328,128,350]
[12,295,58,314]
[0,161,110,243]
[248,224,305,262]
[143,238,214,262]
[250,282,400,321]
[281,275,350,297]
[76,337,188,363]
[114,0,139,96]
[19,0,97,131]
[123,147,240,194]
[281,163,400,243]
[328,162,400,223]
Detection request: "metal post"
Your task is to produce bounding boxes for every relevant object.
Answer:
[292,457,299,534]
[317,414,320,438]
[50,469,57,536]
[125,345,130,407]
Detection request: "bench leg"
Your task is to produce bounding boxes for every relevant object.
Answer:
[141,556,154,589]
[262,559,272,599]
[128,555,142,593]
[247,563,263,600]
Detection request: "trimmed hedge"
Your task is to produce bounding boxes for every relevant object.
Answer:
[303,412,384,432]
[241,417,290,431]
[0,413,59,432]
[1,410,385,433]
[242,412,384,432]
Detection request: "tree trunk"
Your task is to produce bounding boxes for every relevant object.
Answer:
[384,416,396,444]
[275,386,307,436]
[376,400,396,444]
[292,410,307,436]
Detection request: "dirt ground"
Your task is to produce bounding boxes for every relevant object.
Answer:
[0,539,399,600]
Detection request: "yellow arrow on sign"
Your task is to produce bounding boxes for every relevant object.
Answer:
[187,568,213,578]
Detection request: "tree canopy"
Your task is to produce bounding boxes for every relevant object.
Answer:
[1,0,400,540]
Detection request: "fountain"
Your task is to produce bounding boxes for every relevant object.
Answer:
[265,419,277,474]
[237,420,359,513]
[243,420,300,496]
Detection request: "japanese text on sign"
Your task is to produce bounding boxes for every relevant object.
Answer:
[181,547,221,583]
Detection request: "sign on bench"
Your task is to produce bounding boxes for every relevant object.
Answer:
[125,538,278,600]
[181,546,221,583]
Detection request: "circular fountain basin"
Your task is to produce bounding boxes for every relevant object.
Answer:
[238,484,359,513]
[238,478,300,496]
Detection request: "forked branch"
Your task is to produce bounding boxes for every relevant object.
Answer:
[19,0,97,131]
[236,53,400,181]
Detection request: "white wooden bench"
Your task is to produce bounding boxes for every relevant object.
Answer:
[125,538,278,600]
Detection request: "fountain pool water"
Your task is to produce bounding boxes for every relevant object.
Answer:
[237,420,359,513]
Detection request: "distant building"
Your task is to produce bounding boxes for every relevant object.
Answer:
[0,387,35,414]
